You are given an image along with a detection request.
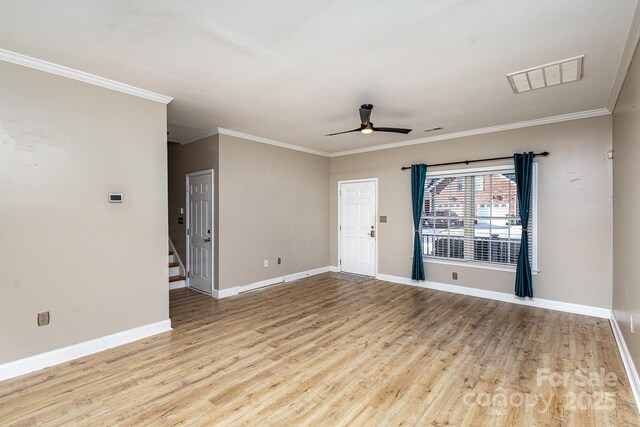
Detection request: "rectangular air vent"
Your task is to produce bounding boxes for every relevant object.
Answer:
[506,55,584,94]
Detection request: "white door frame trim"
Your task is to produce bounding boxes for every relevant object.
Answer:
[185,169,215,295]
[337,178,379,277]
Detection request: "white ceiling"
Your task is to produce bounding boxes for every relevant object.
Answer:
[0,1,636,154]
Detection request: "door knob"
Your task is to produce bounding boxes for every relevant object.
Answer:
[370,230,375,238]
[204,238,211,242]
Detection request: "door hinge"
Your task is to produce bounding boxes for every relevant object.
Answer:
[339,190,341,196]
[339,225,341,230]
[187,228,190,235]
[187,271,190,278]
[339,259,342,265]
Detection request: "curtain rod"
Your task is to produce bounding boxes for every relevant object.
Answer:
[400,151,549,170]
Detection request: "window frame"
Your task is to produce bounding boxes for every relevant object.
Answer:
[420,163,538,273]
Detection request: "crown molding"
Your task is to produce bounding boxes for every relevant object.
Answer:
[328,108,611,157]
[607,1,640,112]
[180,127,330,157]
[0,48,173,104]
[178,128,220,145]
[178,108,610,158]
[218,128,330,156]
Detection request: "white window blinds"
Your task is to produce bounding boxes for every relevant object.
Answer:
[421,165,536,269]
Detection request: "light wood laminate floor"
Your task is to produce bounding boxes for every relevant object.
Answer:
[1,273,638,426]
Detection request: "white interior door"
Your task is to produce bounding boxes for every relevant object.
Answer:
[340,180,377,277]
[187,171,213,294]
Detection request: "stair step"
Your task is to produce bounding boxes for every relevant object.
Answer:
[169,275,186,283]
[169,262,179,268]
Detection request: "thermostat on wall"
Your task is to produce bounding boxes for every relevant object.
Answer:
[108,193,123,203]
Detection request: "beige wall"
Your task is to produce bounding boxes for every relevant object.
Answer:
[330,116,613,308]
[613,42,640,376]
[167,134,330,291]
[0,62,169,364]
[167,135,219,287]
[218,135,330,290]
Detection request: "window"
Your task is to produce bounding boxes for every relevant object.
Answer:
[421,165,536,269]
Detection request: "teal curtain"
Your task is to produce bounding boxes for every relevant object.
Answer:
[411,164,427,280]
[514,152,534,297]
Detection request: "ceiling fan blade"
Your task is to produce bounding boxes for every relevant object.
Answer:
[325,128,361,136]
[359,104,373,125]
[372,127,412,134]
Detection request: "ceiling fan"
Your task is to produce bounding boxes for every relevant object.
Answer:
[326,104,412,136]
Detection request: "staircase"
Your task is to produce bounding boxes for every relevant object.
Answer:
[168,240,186,290]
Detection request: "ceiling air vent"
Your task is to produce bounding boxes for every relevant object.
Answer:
[506,55,584,94]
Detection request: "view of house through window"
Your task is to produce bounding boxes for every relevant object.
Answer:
[421,166,535,267]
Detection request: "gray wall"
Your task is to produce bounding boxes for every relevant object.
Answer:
[613,41,640,377]
[330,116,613,308]
[0,61,169,364]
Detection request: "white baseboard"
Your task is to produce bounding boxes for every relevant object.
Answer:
[375,273,611,319]
[285,266,332,282]
[212,266,331,299]
[329,265,339,272]
[610,311,640,412]
[212,287,237,299]
[0,319,172,382]
[239,276,285,294]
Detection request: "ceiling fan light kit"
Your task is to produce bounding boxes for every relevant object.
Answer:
[361,123,374,134]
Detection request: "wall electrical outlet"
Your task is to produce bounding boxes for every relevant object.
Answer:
[37,311,50,326]
[277,257,281,265]
[452,272,458,280]
[264,259,269,267]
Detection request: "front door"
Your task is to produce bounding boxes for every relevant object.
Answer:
[339,180,377,277]
[187,171,213,294]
